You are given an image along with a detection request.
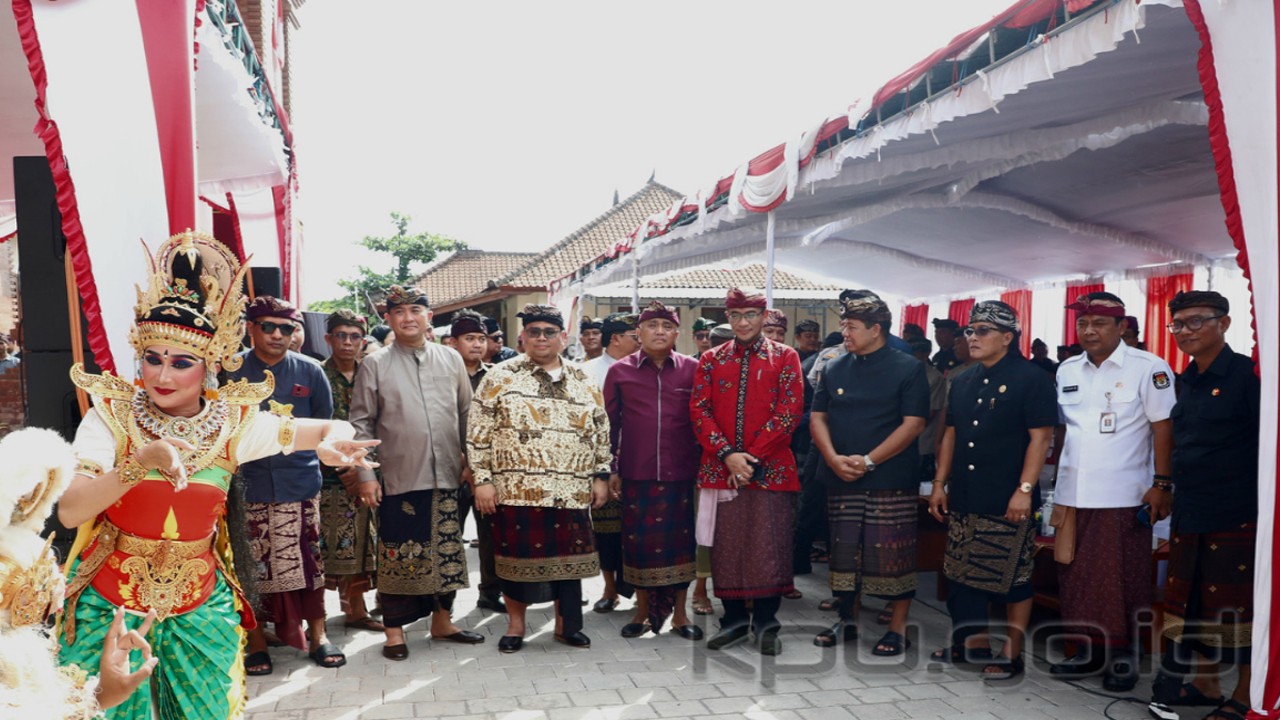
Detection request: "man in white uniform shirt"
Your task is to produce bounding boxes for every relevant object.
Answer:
[1051,292,1174,692]
[580,311,639,611]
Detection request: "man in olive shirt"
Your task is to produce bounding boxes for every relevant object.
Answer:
[810,290,928,655]
[1149,291,1259,720]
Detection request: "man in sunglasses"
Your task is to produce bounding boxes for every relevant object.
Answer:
[348,286,483,661]
[483,317,518,364]
[1148,291,1258,720]
[230,296,341,673]
[1052,291,1175,691]
[691,317,716,356]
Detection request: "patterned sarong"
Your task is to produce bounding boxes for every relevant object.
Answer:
[709,489,795,600]
[943,512,1036,600]
[1162,523,1255,650]
[621,481,696,588]
[245,496,326,649]
[375,489,468,628]
[60,574,246,720]
[493,505,599,585]
[827,488,918,600]
[1058,506,1152,647]
[319,483,376,578]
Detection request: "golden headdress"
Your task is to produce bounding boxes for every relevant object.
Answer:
[128,230,250,372]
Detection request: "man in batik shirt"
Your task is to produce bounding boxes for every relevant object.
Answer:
[692,288,803,656]
[349,286,483,661]
[469,304,611,653]
[319,309,381,633]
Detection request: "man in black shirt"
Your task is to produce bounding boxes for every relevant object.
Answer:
[928,301,1056,681]
[931,318,961,374]
[810,291,928,655]
[1148,291,1258,720]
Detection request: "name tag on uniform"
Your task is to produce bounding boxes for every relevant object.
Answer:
[1099,411,1117,434]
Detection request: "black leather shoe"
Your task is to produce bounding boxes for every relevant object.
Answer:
[555,631,591,648]
[497,635,523,653]
[758,628,782,656]
[592,597,620,613]
[620,622,650,638]
[437,629,486,644]
[813,621,858,648]
[706,625,750,650]
[670,624,704,641]
[476,594,507,613]
[1050,651,1107,677]
[1102,654,1139,692]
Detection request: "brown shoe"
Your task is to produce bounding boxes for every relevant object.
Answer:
[381,643,409,661]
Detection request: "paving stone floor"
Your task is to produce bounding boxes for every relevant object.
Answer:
[245,534,1214,720]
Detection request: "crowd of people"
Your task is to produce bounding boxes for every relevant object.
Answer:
[0,229,1258,720]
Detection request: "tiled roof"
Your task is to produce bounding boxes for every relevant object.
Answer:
[413,250,537,308]
[499,181,684,287]
[639,264,842,291]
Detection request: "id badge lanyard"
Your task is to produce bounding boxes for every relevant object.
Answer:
[1100,391,1117,434]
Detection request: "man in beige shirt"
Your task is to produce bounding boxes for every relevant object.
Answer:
[349,285,483,661]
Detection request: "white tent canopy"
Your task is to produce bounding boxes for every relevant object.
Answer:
[567,1,1233,307]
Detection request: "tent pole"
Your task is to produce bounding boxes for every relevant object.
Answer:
[630,254,640,311]
[765,211,777,307]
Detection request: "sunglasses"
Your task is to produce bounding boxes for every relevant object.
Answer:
[962,326,1003,337]
[255,321,297,336]
[694,332,710,340]
[524,327,562,339]
[330,331,363,343]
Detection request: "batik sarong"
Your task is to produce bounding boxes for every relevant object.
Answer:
[827,488,918,600]
[1058,506,1152,648]
[943,512,1036,601]
[1162,523,1255,654]
[319,483,376,577]
[246,496,325,650]
[492,505,598,636]
[375,488,468,628]
[60,575,246,720]
[592,497,633,598]
[709,489,795,600]
[621,481,696,630]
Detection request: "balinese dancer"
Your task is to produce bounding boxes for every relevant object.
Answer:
[56,231,379,719]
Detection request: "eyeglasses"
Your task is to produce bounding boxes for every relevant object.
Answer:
[1167,314,1224,333]
[330,332,363,343]
[727,311,762,323]
[693,332,710,340]
[962,326,1004,338]
[623,333,639,342]
[524,327,562,339]
[255,321,297,336]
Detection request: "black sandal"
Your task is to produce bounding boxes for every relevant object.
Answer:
[1205,699,1250,720]
[309,642,347,669]
[814,622,858,648]
[929,644,995,664]
[245,651,273,676]
[871,631,910,656]
[1152,672,1226,708]
[981,655,1025,681]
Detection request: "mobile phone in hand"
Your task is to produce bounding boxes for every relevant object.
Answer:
[1136,503,1153,528]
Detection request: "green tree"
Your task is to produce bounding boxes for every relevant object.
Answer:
[310,212,465,314]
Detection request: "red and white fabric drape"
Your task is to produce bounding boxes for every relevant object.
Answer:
[1000,289,1032,357]
[1144,274,1192,372]
[1184,2,1278,716]
[13,0,199,377]
[1061,281,1105,347]
[901,304,929,336]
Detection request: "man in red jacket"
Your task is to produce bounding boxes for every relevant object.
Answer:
[691,287,804,656]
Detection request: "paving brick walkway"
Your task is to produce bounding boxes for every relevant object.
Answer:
[245,538,1199,719]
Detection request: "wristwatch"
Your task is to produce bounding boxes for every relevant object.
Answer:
[863,455,877,473]
[1018,482,1034,494]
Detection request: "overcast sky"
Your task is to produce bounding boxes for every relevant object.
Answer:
[291,0,1015,305]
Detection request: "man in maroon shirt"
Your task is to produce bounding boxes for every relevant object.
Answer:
[604,301,703,640]
[692,288,804,655]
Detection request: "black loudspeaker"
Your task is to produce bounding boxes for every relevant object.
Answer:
[250,266,282,299]
[13,156,94,441]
